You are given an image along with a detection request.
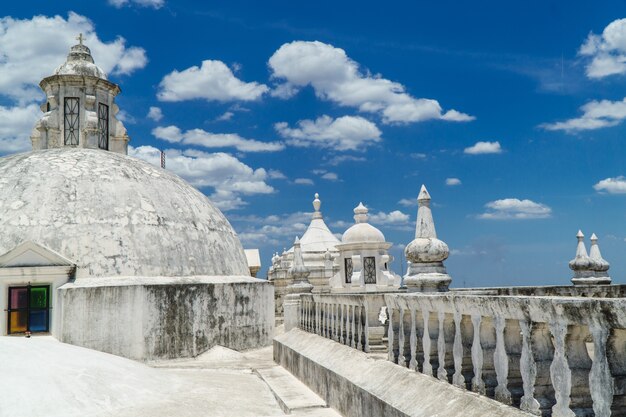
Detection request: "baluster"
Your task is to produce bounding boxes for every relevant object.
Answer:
[453,311,465,387]
[494,316,512,404]
[304,300,308,331]
[589,322,613,417]
[519,320,541,415]
[471,314,486,394]
[356,306,362,350]
[549,320,575,417]
[333,304,339,342]
[437,311,447,381]
[351,305,356,348]
[398,307,406,366]
[364,301,370,353]
[340,303,345,344]
[315,301,320,335]
[422,310,432,376]
[409,308,418,371]
[387,307,395,362]
[346,304,351,346]
[322,303,327,338]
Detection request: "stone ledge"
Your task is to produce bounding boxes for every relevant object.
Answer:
[274,329,532,417]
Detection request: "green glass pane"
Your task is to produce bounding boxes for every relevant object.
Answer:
[9,311,27,334]
[30,287,48,308]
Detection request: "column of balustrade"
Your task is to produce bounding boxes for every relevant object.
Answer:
[471,314,486,394]
[364,301,369,353]
[452,311,465,387]
[422,310,432,376]
[589,322,613,417]
[410,308,418,371]
[339,303,345,344]
[356,305,362,350]
[519,319,541,415]
[437,310,447,381]
[549,321,575,417]
[388,307,395,362]
[494,316,512,404]
[351,305,356,348]
[333,303,339,342]
[346,304,351,346]
[398,307,406,367]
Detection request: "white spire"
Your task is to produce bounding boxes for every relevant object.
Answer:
[287,236,313,293]
[589,233,610,272]
[415,184,437,239]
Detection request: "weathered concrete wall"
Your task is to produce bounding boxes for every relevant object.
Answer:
[275,329,530,417]
[58,276,274,361]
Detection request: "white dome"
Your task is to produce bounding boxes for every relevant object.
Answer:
[0,149,249,278]
[54,44,107,79]
[341,203,385,244]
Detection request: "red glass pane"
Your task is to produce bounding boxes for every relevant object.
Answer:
[9,288,28,309]
[9,311,27,333]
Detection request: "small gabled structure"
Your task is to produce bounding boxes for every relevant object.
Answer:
[0,241,75,336]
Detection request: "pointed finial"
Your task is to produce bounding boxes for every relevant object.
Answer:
[590,233,598,242]
[576,230,584,240]
[76,33,85,45]
[417,184,431,206]
[289,235,311,284]
[353,202,369,224]
[312,193,322,219]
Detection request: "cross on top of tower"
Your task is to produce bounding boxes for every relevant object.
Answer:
[76,33,85,45]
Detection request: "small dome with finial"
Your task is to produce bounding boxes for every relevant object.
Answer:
[569,230,592,271]
[54,34,107,79]
[342,202,385,243]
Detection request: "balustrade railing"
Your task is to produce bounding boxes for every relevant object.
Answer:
[384,292,626,417]
[298,294,371,352]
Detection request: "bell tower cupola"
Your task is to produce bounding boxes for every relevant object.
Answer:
[30,34,130,154]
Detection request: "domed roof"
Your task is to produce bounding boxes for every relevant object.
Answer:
[287,193,340,254]
[54,43,107,79]
[0,148,249,278]
[342,203,385,244]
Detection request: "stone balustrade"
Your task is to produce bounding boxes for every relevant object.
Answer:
[298,293,375,353]
[384,292,626,417]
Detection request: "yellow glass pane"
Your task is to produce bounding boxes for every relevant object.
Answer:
[9,311,27,333]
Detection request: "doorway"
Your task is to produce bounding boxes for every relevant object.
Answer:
[7,285,50,334]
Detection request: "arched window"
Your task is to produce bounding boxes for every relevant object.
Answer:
[64,97,79,145]
[344,258,353,284]
[98,103,109,150]
[363,256,376,284]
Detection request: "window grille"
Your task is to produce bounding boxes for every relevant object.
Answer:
[64,97,79,145]
[344,258,353,283]
[98,103,109,150]
[364,256,376,284]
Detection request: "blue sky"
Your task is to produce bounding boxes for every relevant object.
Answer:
[1,1,626,286]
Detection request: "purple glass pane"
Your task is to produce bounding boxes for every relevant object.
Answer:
[9,288,28,309]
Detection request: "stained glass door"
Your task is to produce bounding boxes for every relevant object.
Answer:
[8,286,50,334]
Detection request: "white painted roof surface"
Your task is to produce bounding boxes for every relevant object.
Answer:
[54,43,107,79]
[342,202,385,243]
[0,148,249,278]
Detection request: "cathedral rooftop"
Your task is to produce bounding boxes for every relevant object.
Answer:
[54,34,107,79]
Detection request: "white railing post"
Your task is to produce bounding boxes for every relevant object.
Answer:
[422,310,432,376]
[437,310,447,381]
[549,320,575,417]
[519,320,541,415]
[494,316,512,404]
[452,310,465,387]
[589,322,613,417]
[471,314,486,395]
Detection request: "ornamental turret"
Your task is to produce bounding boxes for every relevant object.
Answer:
[570,230,611,285]
[30,34,130,154]
[403,185,452,292]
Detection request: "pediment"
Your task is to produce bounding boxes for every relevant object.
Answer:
[0,241,75,268]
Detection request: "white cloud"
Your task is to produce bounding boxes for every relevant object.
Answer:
[268,41,474,124]
[321,172,339,181]
[398,198,417,207]
[464,141,502,155]
[540,98,626,132]
[369,210,410,225]
[446,178,461,186]
[147,106,163,122]
[478,198,551,220]
[268,169,286,180]
[579,18,626,78]
[294,178,314,185]
[325,155,367,165]
[594,176,626,194]
[129,145,274,210]
[0,13,147,103]
[109,0,164,9]
[157,60,268,102]
[275,115,381,151]
[231,212,312,246]
[152,125,284,153]
[216,111,234,121]
[116,110,136,124]
[0,104,41,154]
